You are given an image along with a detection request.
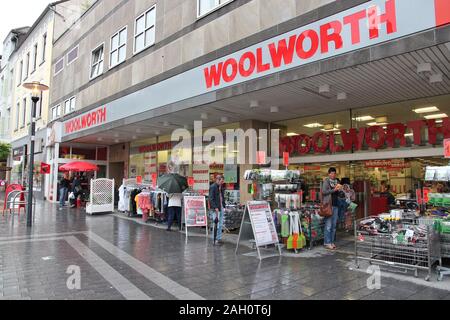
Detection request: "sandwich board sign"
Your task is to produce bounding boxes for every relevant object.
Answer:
[235,201,281,260]
[183,196,208,244]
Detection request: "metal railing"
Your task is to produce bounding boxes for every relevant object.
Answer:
[3,190,36,218]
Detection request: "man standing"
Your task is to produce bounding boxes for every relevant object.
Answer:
[59,173,71,210]
[209,175,226,245]
[322,168,342,250]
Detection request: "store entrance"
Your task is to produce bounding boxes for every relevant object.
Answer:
[290,157,449,219]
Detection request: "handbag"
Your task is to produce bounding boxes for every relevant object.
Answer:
[319,180,333,218]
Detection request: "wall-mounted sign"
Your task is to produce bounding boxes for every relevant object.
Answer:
[281,119,450,156]
[64,106,107,135]
[138,142,173,153]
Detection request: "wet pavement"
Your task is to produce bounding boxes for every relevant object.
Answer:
[1,201,450,300]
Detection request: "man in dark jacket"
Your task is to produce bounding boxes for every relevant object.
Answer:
[209,175,226,245]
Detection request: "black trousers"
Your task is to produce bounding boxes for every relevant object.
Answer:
[167,206,182,230]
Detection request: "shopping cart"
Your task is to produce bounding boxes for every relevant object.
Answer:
[354,217,441,281]
[437,220,450,281]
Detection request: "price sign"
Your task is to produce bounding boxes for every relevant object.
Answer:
[283,152,289,167]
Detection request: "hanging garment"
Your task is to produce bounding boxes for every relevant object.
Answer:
[118,185,126,212]
[281,214,290,238]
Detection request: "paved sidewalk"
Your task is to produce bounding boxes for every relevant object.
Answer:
[0,201,449,300]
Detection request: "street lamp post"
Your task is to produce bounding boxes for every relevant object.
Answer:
[23,81,49,227]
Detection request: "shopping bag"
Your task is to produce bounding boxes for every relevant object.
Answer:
[298,219,306,248]
[348,202,358,213]
[68,192,75,200]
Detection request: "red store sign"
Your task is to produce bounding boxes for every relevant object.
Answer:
[64,106,107,135]
[280,118,450,156]
[138,142,173,153]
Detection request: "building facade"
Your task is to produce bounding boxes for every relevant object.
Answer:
[47,0,450,211]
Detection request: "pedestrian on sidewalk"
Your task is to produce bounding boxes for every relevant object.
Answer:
[59,173,71,210]
[322,168,342,250]
[167,193,183,232]
[209,175,226,246]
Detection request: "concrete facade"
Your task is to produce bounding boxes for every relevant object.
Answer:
[49,0,335,120]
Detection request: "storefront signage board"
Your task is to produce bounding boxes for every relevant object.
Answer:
[282,118,450,156]
[193,164,210,195]
[61,0,448,139]
[444,138,450,158]
[183,196,208,244]
[235,201,281,260]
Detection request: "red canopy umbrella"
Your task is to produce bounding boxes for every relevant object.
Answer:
[59,161,99,172]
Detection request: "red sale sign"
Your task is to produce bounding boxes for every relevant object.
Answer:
[444,138,450,158]
[283,152,289,167]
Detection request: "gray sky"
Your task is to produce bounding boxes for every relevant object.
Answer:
[0,0,51,52]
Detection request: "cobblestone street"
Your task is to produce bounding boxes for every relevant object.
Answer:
[0,202,449,300]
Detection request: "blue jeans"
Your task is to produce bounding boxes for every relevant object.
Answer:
[167,206,182,230]
[59,187,68,208]
[211,209,224,241]
[338,198,348,223]
[324,206,339,245]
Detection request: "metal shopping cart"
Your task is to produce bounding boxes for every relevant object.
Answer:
[437,220,450,281]
[354,217,441,281]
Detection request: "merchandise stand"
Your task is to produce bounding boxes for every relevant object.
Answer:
[235,201,282,260]
[354,216,441,281]
[86,178,115,215]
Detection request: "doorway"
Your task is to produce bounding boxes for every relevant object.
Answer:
[109,162,125,188]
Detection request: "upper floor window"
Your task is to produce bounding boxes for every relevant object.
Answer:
[24,52,30,80]
[90,44,104,79]
[32,43,38,73]
[67,46,79,66]
[134,6,156,54]
[64,96,76,114]
[198,0,234,17]
[55,57,64,76]
[18,60,23,86]
[51,105,61,121]
[15,102,20,130]
[110,27,127,68]
[41,33,47,64]
[21,97,27,127]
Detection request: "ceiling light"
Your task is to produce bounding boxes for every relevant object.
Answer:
[321,128,340,132]
[97,137,103,142]
[413,106,440,114]
[250,100,260,108]
[424,113,448,120]
[436,119,443,124]
[375,116,387,123]
[319,84,330,94]
[337,92,347,100]
[323,123,335,130]
[114,139,120,143]
[353,116,374,122]
[201,113,208,120]
[287,133,298,137]
[155,130,161,135]
[417,62,432,73]
[404,133,414,137]
[270,106,279,113]
[132,135,137,140]
[430,73,443,84]
[221,116,229,123]
[367,122,388,126]
[304,123,323,128]
[163,121,170,127]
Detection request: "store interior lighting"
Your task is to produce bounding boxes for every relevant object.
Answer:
[424,113,448,120]
[337,92,347,100]
[155,130,161,135]
[114,139,120,143]
[353,116,374,122]
[430,73,443,84]
[97,137,103,142]
[319,84,330,94]
[270,106,279,113]
[417,62,432,73]
[413,106,440,113]
[250,100,260,108]
[287,132,298,137]
[304,123,323,128]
